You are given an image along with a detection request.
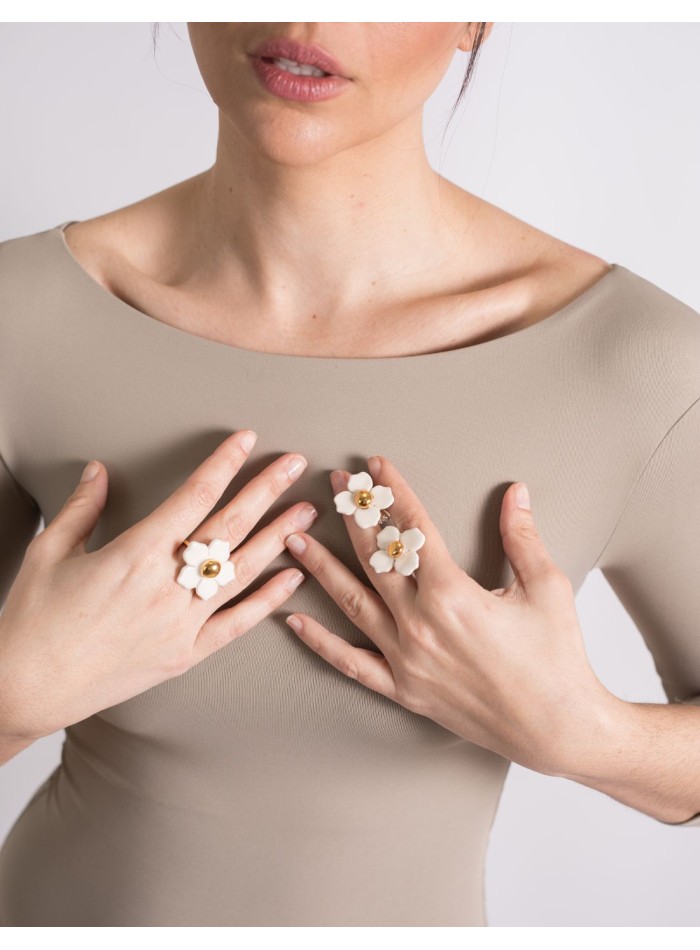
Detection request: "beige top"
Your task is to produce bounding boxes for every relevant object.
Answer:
[0,221,699,926]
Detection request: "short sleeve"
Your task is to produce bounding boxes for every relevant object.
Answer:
[594,394,700,826]
[0,449,42,611]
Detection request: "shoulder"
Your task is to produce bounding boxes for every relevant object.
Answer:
[0,224,66,353]
[0,222,57,287]
[589,263,700,409]
[557,260,700,475]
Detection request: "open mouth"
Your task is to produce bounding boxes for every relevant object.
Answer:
[248,51,351,102]
[258,55,334,78]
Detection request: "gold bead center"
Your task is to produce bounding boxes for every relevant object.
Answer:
[387,540,404,559]
[354,489,374,509]
[200,559,221,578]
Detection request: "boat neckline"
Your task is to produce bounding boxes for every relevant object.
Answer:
[52,219,622,365]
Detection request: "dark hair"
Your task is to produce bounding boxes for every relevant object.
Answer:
[449,22,488,121]
[149,22,487,118]
[150,22,160,56]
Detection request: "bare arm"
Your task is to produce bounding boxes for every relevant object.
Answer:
[553,693,700,825]
[575,395,700,826]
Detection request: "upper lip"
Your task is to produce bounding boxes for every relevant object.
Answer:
[248,37,350,79]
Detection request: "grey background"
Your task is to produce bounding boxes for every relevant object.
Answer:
[1,22,698,926]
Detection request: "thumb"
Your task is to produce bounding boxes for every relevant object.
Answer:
[499,482,558,597]
[44,460,108,557]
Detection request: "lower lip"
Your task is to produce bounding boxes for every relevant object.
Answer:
[248,55,351,102]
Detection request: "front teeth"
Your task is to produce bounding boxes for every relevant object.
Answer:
[271,56,328,77]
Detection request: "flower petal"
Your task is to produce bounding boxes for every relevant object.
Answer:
[177,565,200,589]
[196,577,219,601]
[347,471,373,493]
[371,484,394,510]
[215,559,235,587]
[354,505,381,529]
[399,527,425,552]
[208,538,231,563]
[369,550,395,573]
[183,541,209,566]
[376,525,400,549]
[334,490,357,515]
[394,550,419,576]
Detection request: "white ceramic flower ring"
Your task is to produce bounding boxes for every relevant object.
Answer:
[176,538,236,601]
[369,525,426,576]
[333,470,394,528]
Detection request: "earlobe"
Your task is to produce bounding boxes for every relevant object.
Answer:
[457,24,474,53]
[457,21,494,52]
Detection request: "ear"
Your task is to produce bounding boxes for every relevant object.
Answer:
[457,22,494,52]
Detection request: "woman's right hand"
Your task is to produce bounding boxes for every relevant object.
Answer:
[0,429,318,743]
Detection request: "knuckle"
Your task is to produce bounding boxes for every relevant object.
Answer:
[427,575,461,609]
[223,508,248,543]
[266,470,287,496]
[340,658,360,681]
[399,508,423,531]
[63,492,98,515]
[518,520,539,541]
[338,587,364,621]
[436,596,469,631]
[304,550,326,579]
[189,478,218,510]
[229,608,255,641]
[231,553,253,587]
[114,525,158,571]
[226,442,249,469]
[509,519,540,542]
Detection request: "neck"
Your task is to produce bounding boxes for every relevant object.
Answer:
[183,108,468,327]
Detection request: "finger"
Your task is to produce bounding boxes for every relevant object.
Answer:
[177,500,319,611]
[146,429,258,543]
[362,455,459,589]
[284,529,399,655]
[499,482,561,598]
[285,612,397,700]
[40,460,108,559]
[191,567,306,665]
[330,469,415,616]
[194,449,308,557]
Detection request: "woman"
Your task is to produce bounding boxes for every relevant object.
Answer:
[0,22,699,927]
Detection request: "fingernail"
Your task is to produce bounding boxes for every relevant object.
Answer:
[81,460,99,482]
[286,455,307,480]
[367,456,381,479]
[330,469,346,491]
[286,571,305,591]
[296,505,318,529]
[286,614,303,631]
[515,482,530,509]
[286,533,307,555]
[240,430,257,452]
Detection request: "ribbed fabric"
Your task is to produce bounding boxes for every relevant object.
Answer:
[0,221,699,926]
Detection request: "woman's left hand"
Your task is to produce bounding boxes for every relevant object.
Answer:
[283,455,623,776]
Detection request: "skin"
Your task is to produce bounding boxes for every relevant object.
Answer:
[2,23,697,823]
[0,431,317,755]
